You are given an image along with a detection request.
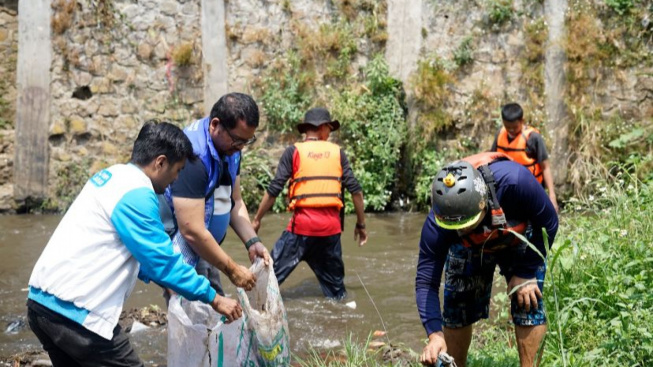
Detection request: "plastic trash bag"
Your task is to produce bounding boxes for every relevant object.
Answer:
[167,258,290,367]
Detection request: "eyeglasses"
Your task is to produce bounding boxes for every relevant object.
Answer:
[221,124,257,147]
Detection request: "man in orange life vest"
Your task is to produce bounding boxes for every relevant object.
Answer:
[252,107,368,299]
[416,152,558,367]
[490,103,559,212]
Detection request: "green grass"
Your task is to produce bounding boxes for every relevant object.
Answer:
[467,178,653,366]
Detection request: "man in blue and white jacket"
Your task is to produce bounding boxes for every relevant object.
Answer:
[160,92,270,295]
[27,121,241,367]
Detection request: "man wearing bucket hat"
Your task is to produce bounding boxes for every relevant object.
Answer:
[252,107,368,299]
[415,152,558,367]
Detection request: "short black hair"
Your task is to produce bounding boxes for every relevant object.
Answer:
[501,103,524,122]
[131,120,196,166]
[209,92,260,130]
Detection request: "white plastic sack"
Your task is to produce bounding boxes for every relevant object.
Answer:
[167,259,290,367]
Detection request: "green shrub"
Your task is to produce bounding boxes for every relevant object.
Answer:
[487,0,513,26]
[411,57,453,135]
[240,147,288,213]
[453,36,474,67]
[412,148,449,210]
[334,55,407,212]
[47,159,93,212]
[0,96,11,129]
[604,0,635,15]
[259,52,311,133]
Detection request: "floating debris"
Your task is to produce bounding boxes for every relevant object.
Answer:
[372,330,386,338]
[5,319,25,334]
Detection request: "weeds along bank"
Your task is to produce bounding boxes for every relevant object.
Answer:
[464,179,653,366]
[0,0,650,212]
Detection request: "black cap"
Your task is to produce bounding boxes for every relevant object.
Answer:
[297,107,340,133]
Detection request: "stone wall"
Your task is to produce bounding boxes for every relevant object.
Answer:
[45,0,206,209]
[224,0,334,92]
[0,3,17,211]
[0,0,649,212]
[418,0,545,148]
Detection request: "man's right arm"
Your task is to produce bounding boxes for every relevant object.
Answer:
[173,196,255,290]
[111,189,242,320]
[171,159,255,289]
[415,211,452,336]
[416,213,453,365]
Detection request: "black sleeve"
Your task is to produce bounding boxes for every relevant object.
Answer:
[266,146,295,197]
[498,165,558,278]
[489,129,500,151]
[527,133,549,162]
[170,159,208,199]
[341,149,362,194]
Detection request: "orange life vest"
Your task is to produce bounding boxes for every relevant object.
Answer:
[460,152,531,252]
[288,141,343,210]
[495,126,544,183]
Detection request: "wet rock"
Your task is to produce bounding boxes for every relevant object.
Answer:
[0,184,15,212]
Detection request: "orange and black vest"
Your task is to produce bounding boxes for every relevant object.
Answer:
[288,141,343,211]
[496,126,543,183]
[460,152,531,252]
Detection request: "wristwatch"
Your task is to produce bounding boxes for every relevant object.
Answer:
[245,236,261,250]
[355,222,366,230]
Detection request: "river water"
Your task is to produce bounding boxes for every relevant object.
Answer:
[0,213,431,364]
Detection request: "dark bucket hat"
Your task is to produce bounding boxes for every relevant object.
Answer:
[297,107,340,133]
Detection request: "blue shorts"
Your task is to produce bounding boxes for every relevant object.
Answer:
[442,243,547,328]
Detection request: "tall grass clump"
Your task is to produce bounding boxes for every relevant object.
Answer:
[541,177,653,365]
[464,175,652,365]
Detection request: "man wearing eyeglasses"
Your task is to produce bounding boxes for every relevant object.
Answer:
[160,92,270,297]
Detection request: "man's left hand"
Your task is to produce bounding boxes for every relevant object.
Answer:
[354,227,368,247]
[248,242,270,266]
[508,275,542,312]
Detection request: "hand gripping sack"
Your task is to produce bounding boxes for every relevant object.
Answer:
[167,259,290,367]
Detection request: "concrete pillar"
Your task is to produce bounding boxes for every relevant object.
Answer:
[544,0,569,188]
[14,0,52,202]
[201,0,229,115]
[385,0,423,85]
